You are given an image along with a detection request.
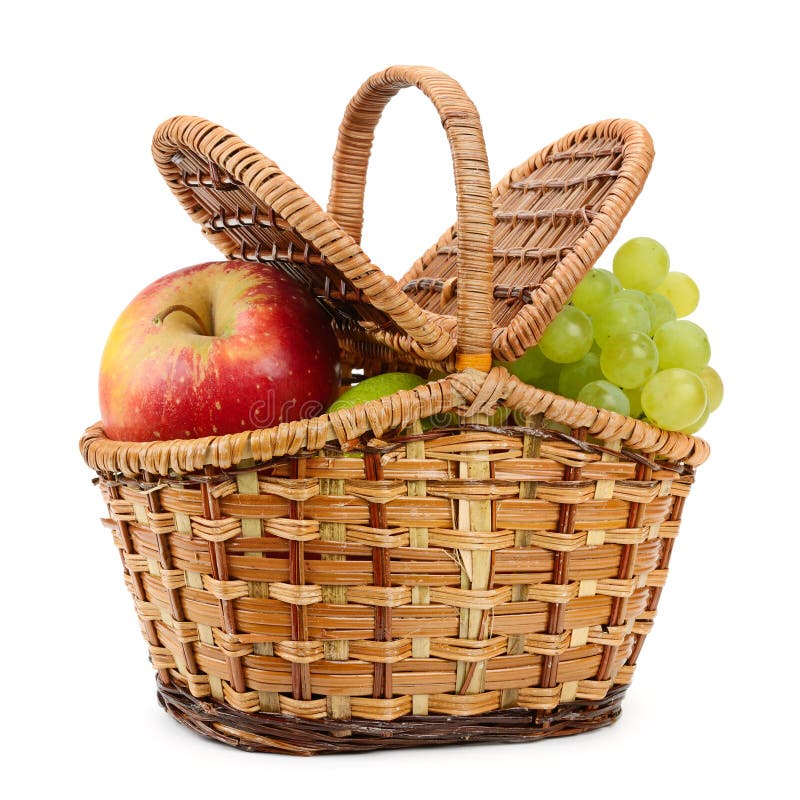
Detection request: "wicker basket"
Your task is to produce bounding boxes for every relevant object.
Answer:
[80,66,709,755]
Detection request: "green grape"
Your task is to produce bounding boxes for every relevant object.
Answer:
[654,320,711,373]
[613,237,670,291]
[578,380,631,416]
[624,387,643,418]
[571,269,622,316]
[600,331,659,389]
[592,297,651,346]
[648,291,677,332]
[494,346,551,383]
[536,360,563,393]
[654,272,699,317]
[558,352,604,399]
[679,402,710,435]
[641,369,708,431]
[538,306,594,364]
[543,419,571,434]
[699,366,724,412]
[618,289,657,330]
[488,406,511,426]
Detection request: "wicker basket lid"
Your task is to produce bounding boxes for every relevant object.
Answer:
[152,66,653,371]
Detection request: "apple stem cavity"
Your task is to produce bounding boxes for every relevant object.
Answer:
[153,304,212,336]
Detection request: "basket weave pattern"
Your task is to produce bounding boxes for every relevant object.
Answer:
[82,66,708,753]
[82,367,705,752]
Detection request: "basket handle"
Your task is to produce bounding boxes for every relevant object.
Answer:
[328,66,494,372]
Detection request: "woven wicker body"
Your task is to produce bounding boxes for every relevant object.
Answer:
[81,66,709,754]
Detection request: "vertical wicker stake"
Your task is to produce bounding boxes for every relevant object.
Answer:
[103,474,172,687]
[318,473,350,720]
[365,449,393,699]
[406,420,430,714]
[598,462,652,682]
[627,481,687,668]
[236,461,281,713]
[199,467,249,698]
[143,472,199,681]
[501,414,542,709]
[287,457,312,701]
[541,428,586,698]
[455,413,493,697]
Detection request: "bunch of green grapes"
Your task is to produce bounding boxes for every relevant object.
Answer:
[496,237,722,434]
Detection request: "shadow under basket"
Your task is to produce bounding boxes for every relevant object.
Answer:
[81,65,710,755]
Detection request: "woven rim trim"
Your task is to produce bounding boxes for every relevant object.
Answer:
[80,367,709,477]
[157,677,625,755]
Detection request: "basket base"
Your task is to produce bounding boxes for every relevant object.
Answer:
[156,679,626,755]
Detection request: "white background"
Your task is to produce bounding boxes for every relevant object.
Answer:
[2,1,795,796]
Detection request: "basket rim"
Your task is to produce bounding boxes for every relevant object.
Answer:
[80,367,709,477]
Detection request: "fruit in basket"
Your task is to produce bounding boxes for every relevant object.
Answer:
[537,306,594,363]
[578,380,630,416]
[640,368,708,431]
[332,372,442,442]
[654,320,710,373]
[333,371,511,433]
[624,387,644,418]
[612,236,670,291]
[617,289,657,330]
[495,345,552,383]
[648,291,677,332]
[699,366,724,412]
[99,260,340,441]
[558,352,604,400]
[679,401,710,435]
[329,372,426,413]
[592,296,651,346]
[600,331,659,389]
[654,271,700,317]
[498,237,722,432]
[571,268,621,316]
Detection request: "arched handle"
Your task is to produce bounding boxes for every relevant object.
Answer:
[328,66,494,372]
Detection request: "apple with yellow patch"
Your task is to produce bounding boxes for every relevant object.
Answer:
[99,260,340,441]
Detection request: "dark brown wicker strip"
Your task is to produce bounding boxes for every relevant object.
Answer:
[547,145,624,162]
[541,428,585,691]
[436,246,578,262]
[200,467,248,696]
[628,484,687,667]
[493,207,598,224]
[597,461,651,683]
[509,170,621,191]
[102,474,172,686]
[144,470,199,678]
[364,451,393,699]
[157,677,626,755]
[288,457,313,701]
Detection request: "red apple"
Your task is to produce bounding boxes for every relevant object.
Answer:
[99,260,340,441]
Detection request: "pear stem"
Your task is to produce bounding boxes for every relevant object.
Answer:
[153,304,212,336]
